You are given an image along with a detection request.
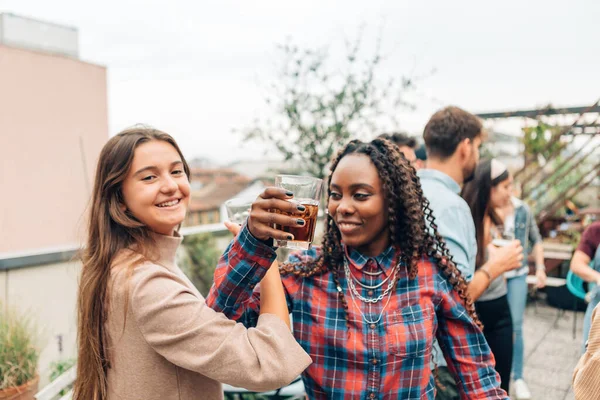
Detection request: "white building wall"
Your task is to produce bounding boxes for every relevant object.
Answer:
[0,13,79,58]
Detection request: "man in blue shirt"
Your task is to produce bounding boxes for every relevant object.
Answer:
[417,106,523,399]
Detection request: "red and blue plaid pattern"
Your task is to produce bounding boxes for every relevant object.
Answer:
[207,226,508,399]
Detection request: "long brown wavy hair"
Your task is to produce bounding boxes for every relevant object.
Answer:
[461,159,509,268]
[279,138,480,330]
[73,127,190,400]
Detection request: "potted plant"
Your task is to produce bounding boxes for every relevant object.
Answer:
[0,305,39,400]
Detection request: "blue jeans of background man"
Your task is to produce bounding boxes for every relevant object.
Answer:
[507,274,528,380]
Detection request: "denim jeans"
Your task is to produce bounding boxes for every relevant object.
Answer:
[506,274,528,380]
[582,246,600,353]
[582,285,600,353]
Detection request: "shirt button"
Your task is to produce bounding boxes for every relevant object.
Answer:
[371,358,378,365]
[370,324,376,330]
[367,290,374,296]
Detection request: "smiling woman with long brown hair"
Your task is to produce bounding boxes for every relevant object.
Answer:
[208,137,509,399]
[73,127,310,400]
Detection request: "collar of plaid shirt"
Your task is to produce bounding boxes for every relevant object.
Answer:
[345,244,395,277]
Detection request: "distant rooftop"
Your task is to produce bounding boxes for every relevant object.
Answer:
[188,167,253,212]
[228,159,304,180]
[190,181,252,212]
[0,12,79,58]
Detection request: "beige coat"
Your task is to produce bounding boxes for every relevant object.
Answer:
[573,304,600,400]
[105,233,311,400]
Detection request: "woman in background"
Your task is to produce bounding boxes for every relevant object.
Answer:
[462,159,522,393]
[498,183,546,399]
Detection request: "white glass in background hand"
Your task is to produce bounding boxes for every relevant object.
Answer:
[273,174,323,251]
[492,226,514,247]
[224,197,253,225]
[502,230,515,241]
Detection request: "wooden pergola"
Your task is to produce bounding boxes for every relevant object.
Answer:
[476,100,600,224]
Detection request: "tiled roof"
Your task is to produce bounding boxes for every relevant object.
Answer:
[190,167,249,185]
[189,180,251,212]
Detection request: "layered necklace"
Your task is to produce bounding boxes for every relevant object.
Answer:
[340,256,400,324]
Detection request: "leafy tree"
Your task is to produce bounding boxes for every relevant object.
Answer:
[240,33,418,179]
[522,122,563,162]
[180,234,221,296]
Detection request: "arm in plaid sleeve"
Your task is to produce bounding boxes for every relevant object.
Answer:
[206,224,277,327]
[434,269,509,400]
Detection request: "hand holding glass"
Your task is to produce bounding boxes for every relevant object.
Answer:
[273,175,323,250]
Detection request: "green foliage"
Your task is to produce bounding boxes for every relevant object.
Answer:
[521,120,595,217]
[0,305,39,389]
[479,142,494,160]
[550,157,588,199]
[180,233,221,296]
[48,358,76,396]
[522,122,563,161]
[49,358,76,382]
[530,154,592,215]
[240,31,418,179]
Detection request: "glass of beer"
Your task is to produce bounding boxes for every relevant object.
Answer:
[273,174,323,250]
[225,197,254,225]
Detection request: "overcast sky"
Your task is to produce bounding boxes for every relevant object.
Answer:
[2,0,599,164]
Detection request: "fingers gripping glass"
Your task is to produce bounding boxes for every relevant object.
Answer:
[273,175,323,250]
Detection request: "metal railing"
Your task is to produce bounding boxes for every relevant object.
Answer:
[0,223,230,271]
[34,366,305,400]
[34,366,75,400]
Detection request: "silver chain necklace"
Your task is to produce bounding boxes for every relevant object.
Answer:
[362,268,384,276]
[343,258,399,303]
[346,281,394,324]
[345,264,391,289]
[339,256,399,324]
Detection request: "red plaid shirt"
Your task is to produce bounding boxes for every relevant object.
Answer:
[207,226,508,399]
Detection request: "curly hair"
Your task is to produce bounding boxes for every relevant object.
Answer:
[279,138,480,331]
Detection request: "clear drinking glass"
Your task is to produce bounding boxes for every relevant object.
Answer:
[224,197,254,225]
[273,174,323,250]
[492,226,515,247]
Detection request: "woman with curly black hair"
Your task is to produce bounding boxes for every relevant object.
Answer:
[207,138,508,399]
